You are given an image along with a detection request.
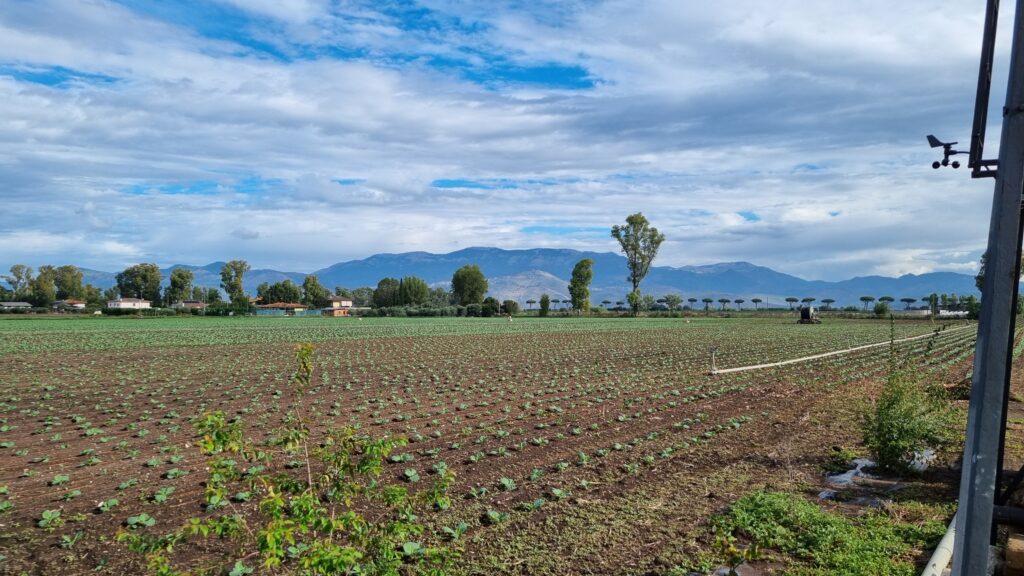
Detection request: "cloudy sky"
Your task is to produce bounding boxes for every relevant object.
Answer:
[0,0,1012,280]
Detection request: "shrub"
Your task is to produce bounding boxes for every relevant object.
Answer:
[862,367,953,473]
[481,297,500,317]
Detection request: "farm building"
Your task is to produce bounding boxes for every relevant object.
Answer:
[172,300,208,310]
[53,299,86,309]
[323,295,354,317]
[107,298,151,310]
[256,302,308,316]
[0,301,32,310]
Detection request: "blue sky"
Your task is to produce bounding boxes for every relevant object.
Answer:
[0,0,1011,280]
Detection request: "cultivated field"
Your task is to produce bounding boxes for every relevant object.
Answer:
[0,316,978,575]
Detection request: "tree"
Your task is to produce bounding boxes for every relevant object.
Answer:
[204,287,223,305]
[663,294,682,311]
[427,287,451,307]
[568,258,594,315]
[103,286,120,301]
[398,276,430,306]
[551,299,561,310]
[526,299,537,310]
[117,263,163,305]
[611,213,665,315]
[601,299,612,309]
[701,297,713,313]
[688,297,698,309]
[539,294,551,317]
[220,260,250,310]
[717,298,730,310]
[734,298,745,309]
[54,265,84,300]
[821,298,834,310]
[259,280,302,304]
[481,296,501,317]
[972,252,1021,293]
[84,284,104,307]
[372,278,400,308]
[165,268,194,305]
[878,296,895,306]
[859,296,875,310]
[751,297,762,310]
[900,297,917,310]
[451,265,487,305]
[302,275,331,308]
[626,292,641,314]
[785,297,798,310]
[29,265,57,308]
[3,264,33,298]
[640,294,657,311]
[501,300,520,314]
[334,287,353,298]
[351,287,374,307]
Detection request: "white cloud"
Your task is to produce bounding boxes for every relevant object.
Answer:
[0,0,1008,280]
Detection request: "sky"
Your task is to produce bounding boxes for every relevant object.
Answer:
[0,0,1014,280]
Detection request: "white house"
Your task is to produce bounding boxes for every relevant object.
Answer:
[0,302,32,310]
[107,298,152,310]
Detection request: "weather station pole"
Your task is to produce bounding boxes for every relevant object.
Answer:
[952,0,1024,573]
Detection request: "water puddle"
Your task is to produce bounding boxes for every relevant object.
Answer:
[908,448,936,472]
[826,458,876,486]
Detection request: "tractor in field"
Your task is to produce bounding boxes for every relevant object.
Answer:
[798,305,821,324]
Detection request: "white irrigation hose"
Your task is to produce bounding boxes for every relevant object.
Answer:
[921,513,957,576]
[710,325,974,375]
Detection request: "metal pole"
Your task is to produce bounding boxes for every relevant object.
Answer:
[953,0,1024,572]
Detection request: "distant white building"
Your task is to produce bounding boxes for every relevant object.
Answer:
[107,298,151,310]
[0,302,32,310]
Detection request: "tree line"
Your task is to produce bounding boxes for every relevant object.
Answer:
[2,212,984,316]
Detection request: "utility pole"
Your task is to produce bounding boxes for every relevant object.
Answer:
[953,0,1024,572]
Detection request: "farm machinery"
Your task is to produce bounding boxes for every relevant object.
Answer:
[798,306,820,324]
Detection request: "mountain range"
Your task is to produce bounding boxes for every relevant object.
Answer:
[77,247,979,307]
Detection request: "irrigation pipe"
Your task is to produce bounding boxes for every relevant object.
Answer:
[710,324,974,375]
[921,513,957,576]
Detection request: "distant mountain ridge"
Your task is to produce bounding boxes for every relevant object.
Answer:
[77,247,979,307]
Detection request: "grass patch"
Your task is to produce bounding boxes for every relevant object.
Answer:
[823,446,860,474]
[717,491,947,576]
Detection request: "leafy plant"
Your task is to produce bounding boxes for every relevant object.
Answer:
[38,509,62,530]
[441,521,469,541]
[151,486,175,503]
[117,343,452,575]
[61,530,84,550]
[403,468,421,483]
[483,509,509,525]
[126,513,156,529]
